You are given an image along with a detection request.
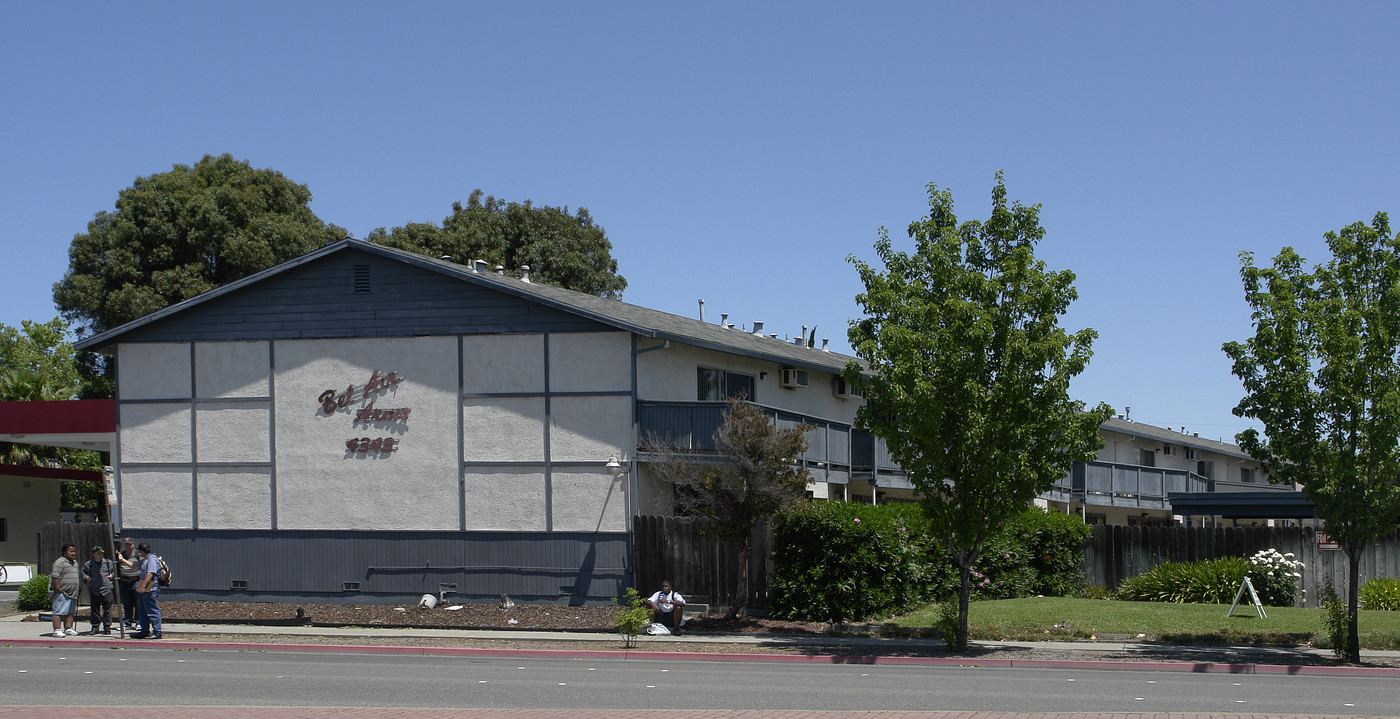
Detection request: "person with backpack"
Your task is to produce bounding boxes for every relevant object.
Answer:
[132,542,163,639]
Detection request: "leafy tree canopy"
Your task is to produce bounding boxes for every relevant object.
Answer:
[0,317,82,402]
[845,173,1109,649]
[1223,211,1400,662]
[53,154,337,342]
[368,189,627,299]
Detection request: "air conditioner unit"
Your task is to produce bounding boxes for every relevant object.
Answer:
[780,368,809,389]
[833,377,864,399]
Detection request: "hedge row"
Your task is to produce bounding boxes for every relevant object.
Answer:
[769,503,1090,623]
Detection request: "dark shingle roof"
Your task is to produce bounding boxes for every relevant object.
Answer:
[76,239,862,375]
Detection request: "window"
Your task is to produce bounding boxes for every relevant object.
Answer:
[1137,448,1155,467]
[0,517,6,542]
[1196,460,1214,480]
[697,368,755,401]
[1239,467,1256,483]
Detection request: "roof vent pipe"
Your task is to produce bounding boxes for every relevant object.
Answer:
[521,265,531,283]
[752,320,765,336]
[821,338,829,352]
[440,255,452,261]
[473,260,487,274]
[769,333,778,340]
[698,299,705,322]
[495,265,505,275]
[720,313,728,327]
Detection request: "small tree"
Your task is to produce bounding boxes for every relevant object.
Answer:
[1223,211,1400,663]
[846,174,1109,650]
[646,399,811,618]
[614,588,652,648]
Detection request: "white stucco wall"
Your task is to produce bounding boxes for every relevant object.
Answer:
[120,468,193,528]
[196,469,272,529]
[548,395,632,462]
[463,468,546,531]
[461,334,545,393]
[195,402,271,463]
[273,337,460,530]
[194,341,270,398]
[635,341,860,422]
[118,343,191,399]
[462,397,545,462]
[120,404,193,464]
[549,332,631,392]
[551,468,627,531]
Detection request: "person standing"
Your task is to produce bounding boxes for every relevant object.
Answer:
[132,542,162,639]
[83,546,116,634]
[114,538,141,629]
[645,580,687,633]
[49,544,80,637]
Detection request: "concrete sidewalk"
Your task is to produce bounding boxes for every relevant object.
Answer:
[3,608,1398,676]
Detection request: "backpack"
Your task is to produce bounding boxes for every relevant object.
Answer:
[156,556,172,587]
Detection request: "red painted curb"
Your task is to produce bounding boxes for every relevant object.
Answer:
[4,637,1398,677]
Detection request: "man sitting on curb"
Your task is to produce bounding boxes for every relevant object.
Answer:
[645,580,687,634]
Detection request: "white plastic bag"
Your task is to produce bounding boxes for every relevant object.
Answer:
[644,622,671,636]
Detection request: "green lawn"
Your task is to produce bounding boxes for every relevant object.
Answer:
[886,597,1400,649]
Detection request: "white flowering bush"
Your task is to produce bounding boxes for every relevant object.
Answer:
[1247,548,1304,606]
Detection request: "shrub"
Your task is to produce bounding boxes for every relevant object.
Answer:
[1319,578,1349,661]
[770,502,936,623]
[1359,577,1400,611]
[1116,557,1249,604]
[1247,548,1304,606]
[17,574,51,611]
[969,532,1037,599]
[1002,508,1092,597]
[613,588,651,648]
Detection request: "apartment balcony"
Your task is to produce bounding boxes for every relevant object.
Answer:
[1043,460,1211,510]
[636,401,908,486]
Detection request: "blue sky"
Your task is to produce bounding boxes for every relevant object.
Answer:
[3,2,1396,442]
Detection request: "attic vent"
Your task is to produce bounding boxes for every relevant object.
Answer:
[353,264,371,293]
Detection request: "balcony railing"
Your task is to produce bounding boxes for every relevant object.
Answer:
[1043,460,1210,509]
[637,401,905,474]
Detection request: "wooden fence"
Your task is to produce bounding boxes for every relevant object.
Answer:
[634,517,1400,612]
[632,515,773,614]
[38,522,120,606]
[1082,524,1400,608]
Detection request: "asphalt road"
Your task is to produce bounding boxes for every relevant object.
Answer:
[1,646,1395,716]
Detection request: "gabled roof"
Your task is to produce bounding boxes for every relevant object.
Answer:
[75,239,862,376]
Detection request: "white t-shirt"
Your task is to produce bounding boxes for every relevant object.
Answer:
[649,589,684,612]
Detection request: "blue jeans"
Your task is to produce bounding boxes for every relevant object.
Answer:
[136,588,161,635]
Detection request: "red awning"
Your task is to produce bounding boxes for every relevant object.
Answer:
[0,399,115,452]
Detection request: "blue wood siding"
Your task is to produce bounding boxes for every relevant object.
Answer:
[117,250,609,343]
[131,529,631,605]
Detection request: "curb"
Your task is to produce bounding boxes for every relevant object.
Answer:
[4,636,1399,677]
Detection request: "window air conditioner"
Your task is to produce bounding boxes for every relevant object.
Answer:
[833,377,864,399]
[780,368,809,389]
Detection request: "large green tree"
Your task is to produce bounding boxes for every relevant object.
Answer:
[845,174,1110,650]
[52,154,338,394]
[1223,212,1400,663]
[645,399,811,618]
[368,189,627,299]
